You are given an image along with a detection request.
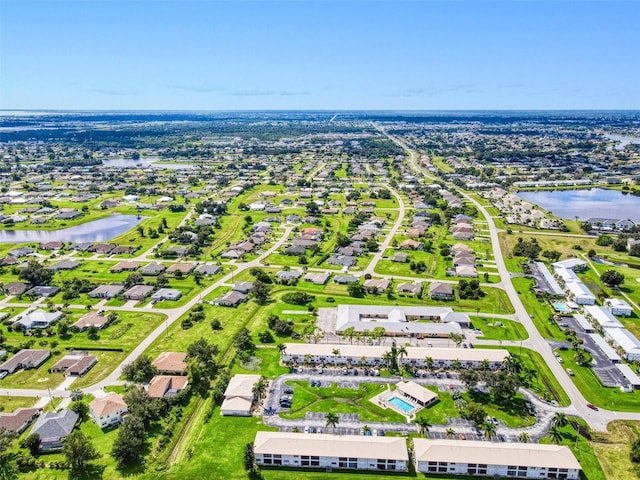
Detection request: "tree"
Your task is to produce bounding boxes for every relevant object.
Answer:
[18,260,53,286]
[347,282,365,298]
[549,425,563,444]
[552,413,568,429]
[343,326,356,344]
[70,401,89,422]
[156,273,169,287]
[62,430,100,473]
[187,337,218,376]
[124,272,144,288]
[519,432,530,443]
[243,443,255,471]
[70,388,84,402]
[416,418,431,437]
[0,428,17,480]
[111,415,146,468]
[601,269,624,287]
[463,402,487,427]
[482,421,497,440]
[122,355,157,383]
[448,332,463,347]
[446,428,456,439]
[234,327,255,353]
[250,280,271,305]
[87,325,99,340]
[542,250,561,263]
[305,201,320,216]
[124,387,160,428]
[630,438,640,463]
[325,412,340,431]
[20,433,40,456]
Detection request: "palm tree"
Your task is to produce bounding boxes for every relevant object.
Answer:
[424,356,434,373]
[70,388,83,402]
[552,413,568,429]
[362,425,371,435]
[397,345,408,368]
[445,428,456,439]
[519,432,530,443]
[504,354,522,374]
[549,425,563,444]
[252,378,267,401]
[382,351,395,369]
[343,327,356,344]
[415,418,431,437]
[325,412,340,432]
[451,359,462,371]
[332,348,341,366]
[482,421,497,440]
[277,343,287,355]
[574,348,587,366]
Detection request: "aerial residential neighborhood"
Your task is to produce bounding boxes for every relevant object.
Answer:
[0,109,638,480]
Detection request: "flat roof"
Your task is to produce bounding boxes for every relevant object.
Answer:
[585,306,623,329]
[605,328,640,353]
[413,439,581,470]
[615,363,640,386]
[588,333,622,362]
[254,432,408,461]
[282,344,509,363]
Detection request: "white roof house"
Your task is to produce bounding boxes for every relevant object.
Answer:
[221,374,260,416]
[15,309,62,331]
[254,432,409,471]
[573,314,594,333]
[396,381,438,406]
[554,267,580,283]
[414,439,581,479]
[604,327,640,361]
[604,298,634,317]
[588,333,622,363]
[615,363,640,387]
[552,258,587,271]
[281,344,509,368]
[333,305,468,338]
[584,306,624,329]
[565,281,596,305]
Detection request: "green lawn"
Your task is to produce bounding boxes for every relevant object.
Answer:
[0,396,38,412]
[557,349,640,411]
[512,277,566,340]
[281,381,405,423]
[473,317,529,341]
[0,311,166,389]
[540,418,607,480]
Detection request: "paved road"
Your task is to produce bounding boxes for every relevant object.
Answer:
[263,373,568,442]
[0,226,293,399]
[380,127,640,431]
[364,184,405,276]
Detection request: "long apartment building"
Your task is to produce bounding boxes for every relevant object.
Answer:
[253,432,408,472]
[281,343,509,369]
[413,439,581,479]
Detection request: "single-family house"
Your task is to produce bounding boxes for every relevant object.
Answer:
[90,394,128,429]
[221,374,261,416]
[30,409,79,451]
[152,352,187,375]
[147,375,189,398]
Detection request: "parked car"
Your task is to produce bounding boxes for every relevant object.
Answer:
[459,433,466,440]
[566,368,574,376]
[586,403,599,411]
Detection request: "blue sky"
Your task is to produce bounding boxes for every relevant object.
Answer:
[1,1,639,110]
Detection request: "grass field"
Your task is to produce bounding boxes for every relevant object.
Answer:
[282,381,405,423]
[0,395,38,412]
[591,421,640,480]
[557,349,640,411]
[473,317,529,341]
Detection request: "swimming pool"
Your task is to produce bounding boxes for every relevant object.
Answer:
[554,303,569,312]
[388,396,414,413]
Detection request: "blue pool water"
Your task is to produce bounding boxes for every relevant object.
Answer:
[388,396,414,413]
[554,303,568,312]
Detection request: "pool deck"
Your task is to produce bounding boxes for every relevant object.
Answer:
[370,388,422,420]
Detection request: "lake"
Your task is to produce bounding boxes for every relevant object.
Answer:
[519,188,640,222]
[0,215,145,244]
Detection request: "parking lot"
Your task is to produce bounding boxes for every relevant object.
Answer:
[560,315,627,387]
